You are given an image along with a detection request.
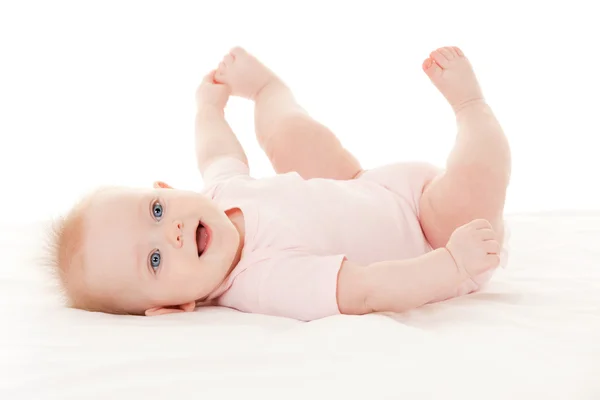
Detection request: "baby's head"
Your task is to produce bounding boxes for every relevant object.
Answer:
[49,182,242,316]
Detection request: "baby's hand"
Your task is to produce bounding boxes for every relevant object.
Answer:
[196,70,231,110]
[445,219,501,279]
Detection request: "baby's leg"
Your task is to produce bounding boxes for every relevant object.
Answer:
[215,47,362,180]
[419,47,511,249]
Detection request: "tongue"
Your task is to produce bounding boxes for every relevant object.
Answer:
[197,226,209,254]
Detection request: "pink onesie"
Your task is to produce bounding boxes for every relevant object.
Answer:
[202,157,496,321]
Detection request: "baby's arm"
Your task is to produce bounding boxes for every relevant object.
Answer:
[195,106,248,174]
[338,249,463,314]
[337,219,501,314]
[195,71,248,175]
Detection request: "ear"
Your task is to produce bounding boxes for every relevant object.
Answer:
[153,181,173,189]
[144,301,196,316]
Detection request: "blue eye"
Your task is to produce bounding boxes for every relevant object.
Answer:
[152,201,163,220]
[150,250,161,271]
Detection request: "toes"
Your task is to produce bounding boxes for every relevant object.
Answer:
[430,46,461,68]
[223,53,234,66]
[422,57,442,77]
[229,46,247,58]
[215,47,246,83]
[426,46,465,73]
[215,62,227,82]
[430,50,449,68]
[452,46,464,57]
[422,57,433,70]
[438,47,455,60]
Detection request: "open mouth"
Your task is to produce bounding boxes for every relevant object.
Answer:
[195,220,211,257]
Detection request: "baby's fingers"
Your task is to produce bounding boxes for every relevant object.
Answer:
[484,239,500,254]
[485,254,501,268]
[477,228,496,241]
[202,69,217,83]
[471,219,493,230]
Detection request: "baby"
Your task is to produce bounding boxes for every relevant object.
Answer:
[49,46,511,320]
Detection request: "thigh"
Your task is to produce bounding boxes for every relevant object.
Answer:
[419,168,507,250]
[263,114,363,180]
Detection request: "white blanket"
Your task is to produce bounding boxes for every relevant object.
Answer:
[1,212,599,399]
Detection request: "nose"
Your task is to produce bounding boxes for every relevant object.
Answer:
[166,220,184,249]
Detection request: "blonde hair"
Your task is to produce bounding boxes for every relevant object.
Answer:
[45,192,134,315]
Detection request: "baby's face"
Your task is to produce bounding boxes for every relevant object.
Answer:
[81,185,241,315]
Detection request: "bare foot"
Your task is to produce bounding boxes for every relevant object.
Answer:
[214,47,282,100]
[422,46,485,113]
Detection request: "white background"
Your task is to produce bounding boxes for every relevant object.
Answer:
[1,3,599,398]
[1,0,599,223]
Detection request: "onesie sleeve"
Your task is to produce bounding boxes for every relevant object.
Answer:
[202,156,250,187]
[216,251,346,321]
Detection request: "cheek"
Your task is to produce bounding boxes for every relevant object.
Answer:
[164,252,215,290]
[167,251,198,275]
[158,266,200,303]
